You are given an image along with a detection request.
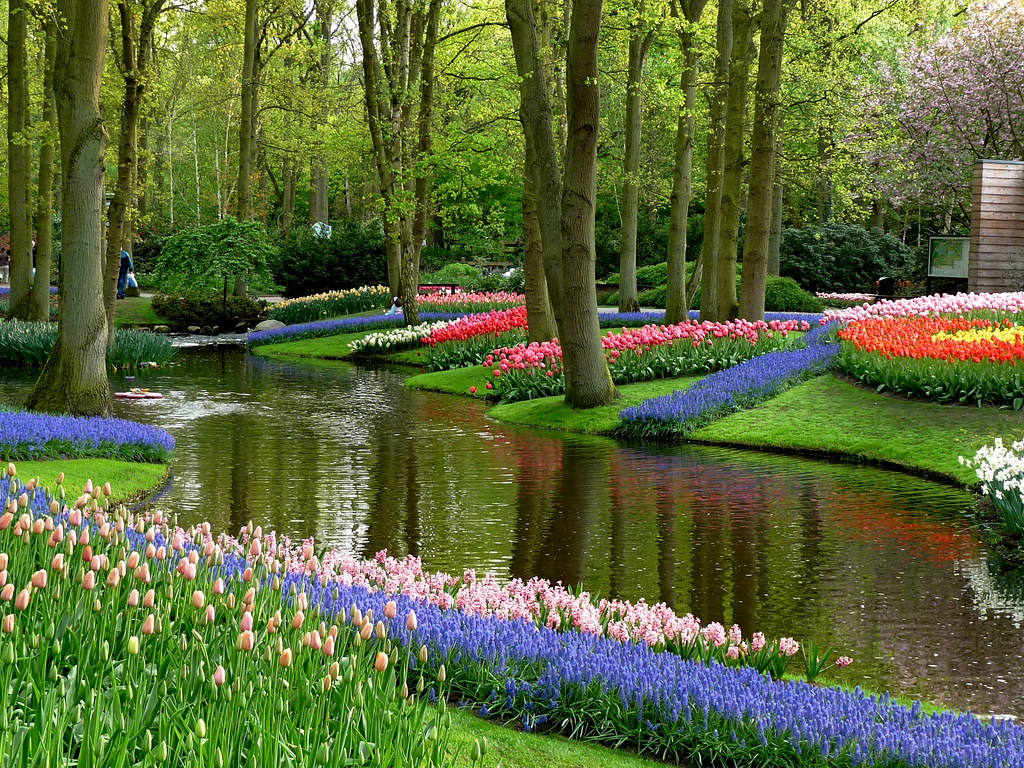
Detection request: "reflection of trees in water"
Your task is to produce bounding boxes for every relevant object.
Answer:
[363,417,421,559]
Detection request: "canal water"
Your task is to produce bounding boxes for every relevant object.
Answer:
[2,346,1022,717]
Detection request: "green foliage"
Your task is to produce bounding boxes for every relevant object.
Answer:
[779,223,913,294]
[421,263,483,285]
[273,221,387,298]
[0,321,173,368]
[153,218,277,294]
[151,292,268,328]
[763,277,824,313]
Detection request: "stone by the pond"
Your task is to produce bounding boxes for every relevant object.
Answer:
[187,325,202,334]
[234,322,249,334]
[154,325,171,334]
[254,319,286,332]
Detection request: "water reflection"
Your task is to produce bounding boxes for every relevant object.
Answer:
[1,347,1023,716]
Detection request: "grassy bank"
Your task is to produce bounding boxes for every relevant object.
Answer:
[14,458,168,503]
[114,295,165,327]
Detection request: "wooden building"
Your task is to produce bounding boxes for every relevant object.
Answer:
[969,159,1024,293]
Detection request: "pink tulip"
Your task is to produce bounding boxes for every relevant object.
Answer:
[291,610,305,629]
[242,567,254,582]
[0,554,7,571]
[102,482,112,497]
[205,605,216,624]
[6,462,15,477]
[106,569,121,588]
[143,589,155,608]
[14,589,31,611]
[238,630,255,652]
[2,615,14,633]
[0,584,13,602]
[406,611,418,631]
[212,578,225,595]
[374,651,388,672]
[192,590,205,609]
[322,634,335,657]
[279,648,293,668]
[84,479,93,495]
[384,601,397,619]
[128,589,140,607]
[213,665,226,686]
[51,554,64,573]
[141,614,156,635]
[309,630,323,651]
[250,539,261,558]
[240,612,254,632]
[127,551,140,569]
[82,572,96,591]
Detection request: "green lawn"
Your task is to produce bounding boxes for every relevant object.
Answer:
[13,459,169,503]
[691,374,1024,486]
[114,296,165,327]
[250,331,372,360]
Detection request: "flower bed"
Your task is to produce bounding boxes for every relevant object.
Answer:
[479,319,810,403]
[247,313,463,348]
[266,285,390,324]
[0,411,175,462]
[349,321,451,355]
[417,291,524,314]
[2,471,1019,768]
[823,291,1024,325]
[616,323,839,438]
[961,438,1024,535]
[838,315,1024,406]
[421,307,530,370]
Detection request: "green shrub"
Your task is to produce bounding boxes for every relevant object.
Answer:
[273,221,387,298]
[420,263,482,285]
[151,292,268,328]
[779,223,913,294]
[153,218,277,295]
[764,276,823,312]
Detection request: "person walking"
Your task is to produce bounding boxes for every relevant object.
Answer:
[0,248,9,284]
[116,249,134,299]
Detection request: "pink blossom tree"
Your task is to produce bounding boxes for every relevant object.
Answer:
[851,1,1024,222]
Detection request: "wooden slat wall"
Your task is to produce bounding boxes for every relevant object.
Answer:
[969,160,1024,292]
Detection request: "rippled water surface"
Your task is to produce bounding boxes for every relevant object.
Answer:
[3,346,1023,716]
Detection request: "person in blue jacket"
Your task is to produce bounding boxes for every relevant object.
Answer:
[117,249,134,299]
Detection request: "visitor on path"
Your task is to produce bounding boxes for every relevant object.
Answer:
[0,248,9,284]
[117,249,134,299]
[385,296,403,315]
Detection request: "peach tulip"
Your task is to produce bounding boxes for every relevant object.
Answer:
[374,652,388,672]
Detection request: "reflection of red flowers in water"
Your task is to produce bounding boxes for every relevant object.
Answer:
[825,491,978,563]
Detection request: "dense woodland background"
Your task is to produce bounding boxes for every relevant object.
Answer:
[2,0,1023,412]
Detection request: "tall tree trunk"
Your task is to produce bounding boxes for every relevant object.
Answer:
[26,0,111,417]
[665,1,708,323]
[106,1,165,342]
[399,0,442,327]
[522,173,556,342]
[506,0,566,329]
[309,0,333,225]
[709,0,751,322]
[698,0,733,320]
[237,0,258,223]
[617,9,654,314]
[560,0,616,408]
[137,114,151,240]
[739,0,793,320]
[768,176,783,275]
[6,0,34,321]
[282,156,297,239]
[31,19,57,322]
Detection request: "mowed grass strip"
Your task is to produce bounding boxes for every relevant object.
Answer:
[13,458,169,503]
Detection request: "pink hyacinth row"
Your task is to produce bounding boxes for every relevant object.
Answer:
[204,525,802,661]
[823,291,1024,325]
[418,291,525,310]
